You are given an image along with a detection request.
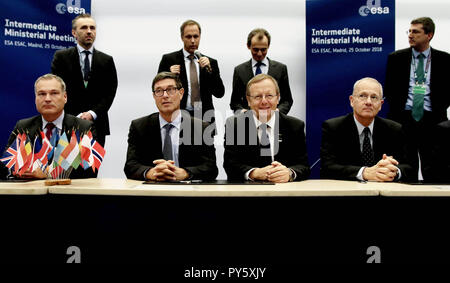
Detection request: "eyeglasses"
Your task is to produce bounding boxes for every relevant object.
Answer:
[353,94,383,102]
[247,94,278,101]
[153,86,179,97]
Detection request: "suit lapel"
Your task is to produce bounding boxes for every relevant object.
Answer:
[272,112,282,159]
[402,48,413,92]
[267,58,277,77]
[177,49,189,108]
[429,47,438,92]
[70,47,85,87]
[345,114,364,163]
[89,49,99,82]
[150,114,163,157]
[245,59,254,81]
[62,114,74,137]
[28,116,43,141]
[178,111,191,162]
[372,117,385,160]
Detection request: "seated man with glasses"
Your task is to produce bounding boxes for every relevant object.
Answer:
[124,72,218,181]
[223,74,310,183]
[320,77,415,182]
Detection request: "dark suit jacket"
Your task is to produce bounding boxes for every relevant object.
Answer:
[230,58,293,114]
[384,47,450,124]
[4,113,96,179]
[223,111,310,181]
[157,49,225,120]
[320,113,415,181]
[51,47,118,139]
[423,120,450,182]
[124,111,218,181]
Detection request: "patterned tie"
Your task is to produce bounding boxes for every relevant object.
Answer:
[162,124,174,161]
[82,50,91,81]
[255,61,263,75]
[188,54,200,106]
[362,127,375,167]
[412,53,425,121]
[45,122,55,141]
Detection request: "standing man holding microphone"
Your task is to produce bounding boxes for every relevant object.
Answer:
[158,19,225,126]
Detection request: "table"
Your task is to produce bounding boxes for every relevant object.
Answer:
[1,178,450,264]
[48,179,380,196]
[0,179,47,195]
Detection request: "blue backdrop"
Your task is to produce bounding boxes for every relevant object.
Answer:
[0,0,91,150]
[306,0,395,178]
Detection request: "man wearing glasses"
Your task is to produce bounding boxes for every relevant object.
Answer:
[320,78,415,182]
[384,17,450,181]
[124,72,218,181]
[224,74,310,183]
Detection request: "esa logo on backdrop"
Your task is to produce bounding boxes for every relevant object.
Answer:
[359,0,390,16]
[56,0,86,15]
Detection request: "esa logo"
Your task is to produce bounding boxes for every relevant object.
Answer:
[359,0,390,16]
[56,0,86,15]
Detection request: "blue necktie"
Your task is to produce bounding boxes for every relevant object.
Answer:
[255,61,263,75]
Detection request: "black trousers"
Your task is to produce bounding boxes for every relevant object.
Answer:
[398,110,443,181]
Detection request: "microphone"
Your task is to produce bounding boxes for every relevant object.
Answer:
[194,50,212,73]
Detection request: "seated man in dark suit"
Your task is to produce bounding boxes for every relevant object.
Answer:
[230,28,293,114]
[224,74,310,183]
[124,72,218,181]
[320,77,415,182]
[2,74,95,179]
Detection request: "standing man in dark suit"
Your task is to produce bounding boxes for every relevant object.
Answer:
[124,72,218,181]
[321,78,414,182]
[230,28,293,114]
[51,13,118,147]
[2,74,96,180]
[224,74,309,182]
[422,121,450,182]
[158,19,224,125]
[384,17,450,180]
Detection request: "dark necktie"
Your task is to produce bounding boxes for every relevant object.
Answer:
[188,55,200,106]
[259,123,272,164]
[45,122,55,141]
[255,61,263,75]
[412,53,425,121]
[162,124,174,161]
[362,127,375,167]
[83,50,91,81]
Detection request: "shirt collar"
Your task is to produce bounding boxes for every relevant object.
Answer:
[159,112,182,131]
[183,48,196,59]
[252,57,269,68]
[353,115,374,136]
[412,46,430,58]
[76,43,94,54]
[42,110,65,131]
[252,110,277,130]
